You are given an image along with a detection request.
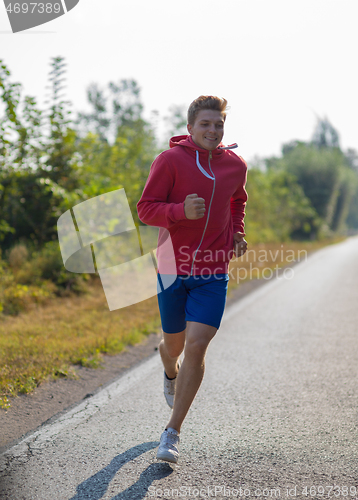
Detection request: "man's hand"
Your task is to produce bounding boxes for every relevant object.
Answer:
[184,193,206,220]
[233,232,247,258]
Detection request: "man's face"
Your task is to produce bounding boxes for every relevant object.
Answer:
[187,109,225,151]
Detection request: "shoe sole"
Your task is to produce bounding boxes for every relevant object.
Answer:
[157,451,178,464]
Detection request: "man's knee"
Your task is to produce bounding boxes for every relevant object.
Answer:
[165,343,183,358]
[162,333,185,358]
[184,335,212,360]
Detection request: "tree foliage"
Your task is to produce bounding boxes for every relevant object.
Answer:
[277,145,345,225]
[74,79,158,222]
[244,166,319,243]
[0,59,158,251]
[266,118,358,235]
[311,117,340,149]
[161,104,187,147]
[0,57,82,250]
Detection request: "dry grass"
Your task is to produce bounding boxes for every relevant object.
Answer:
[0,237,344,408]
[227,239,340,289]
[0,278,160,408]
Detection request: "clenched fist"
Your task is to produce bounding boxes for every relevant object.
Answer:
[184,193,206,220]
[233,232,248,257]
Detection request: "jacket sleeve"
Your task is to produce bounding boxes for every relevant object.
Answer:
[230,159,248,234]
[137,153,186,228]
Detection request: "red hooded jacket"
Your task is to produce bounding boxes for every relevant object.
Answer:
[137,135,248,276]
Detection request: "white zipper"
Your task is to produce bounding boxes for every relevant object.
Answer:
[190,151,216,276]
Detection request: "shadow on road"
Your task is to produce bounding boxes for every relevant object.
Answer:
[111,462,174,499]
[69,441,173,500]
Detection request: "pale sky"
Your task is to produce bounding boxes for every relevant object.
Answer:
[1,0,357,163]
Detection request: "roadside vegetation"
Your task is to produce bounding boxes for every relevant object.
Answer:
[1,56,357,408]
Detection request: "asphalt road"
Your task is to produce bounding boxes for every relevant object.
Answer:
[1,237,358,500]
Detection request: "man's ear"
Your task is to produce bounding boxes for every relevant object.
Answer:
[187,123,192,135]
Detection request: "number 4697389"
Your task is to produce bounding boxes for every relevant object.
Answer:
[6,3,61,14]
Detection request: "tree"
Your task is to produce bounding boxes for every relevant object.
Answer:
[274,141,350,234]
[0,57,81,250]
[344,148,358,173]
[75,79,158,223]
[273,116,358,235]
[161,104,187,148]
[41,56,81,193]
[75,79,144,144]
[331,168,358,232]
[311,117,340,149]
[0,59,44,247]
[343,149,358,229]
[244,166,319,243]
[346,190,358,229]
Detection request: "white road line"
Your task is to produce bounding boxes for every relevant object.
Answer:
[0,354,161,463]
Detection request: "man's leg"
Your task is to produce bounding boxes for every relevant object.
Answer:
[159,330,186,378]
[165,321,217,433]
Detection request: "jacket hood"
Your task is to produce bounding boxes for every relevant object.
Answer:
[169,135,238,154]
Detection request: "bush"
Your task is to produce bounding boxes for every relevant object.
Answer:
[1,281,56,315]
[15,241,90,295]
[0,241,91,316]
[8,244,29,270]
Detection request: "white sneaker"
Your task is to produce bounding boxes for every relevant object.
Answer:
[157,427,180,463]
[163,363,180,409]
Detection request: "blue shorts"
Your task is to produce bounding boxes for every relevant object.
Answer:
[157,274,229,334]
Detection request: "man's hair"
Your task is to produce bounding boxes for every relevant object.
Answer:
[187,95,228,126]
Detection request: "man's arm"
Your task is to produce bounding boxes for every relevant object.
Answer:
[231,159,248,257]
[230,159,248,234]
[137,154,186,228]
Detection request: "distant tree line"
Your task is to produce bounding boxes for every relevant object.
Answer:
[1,55,358,255]
[245,118,358,243]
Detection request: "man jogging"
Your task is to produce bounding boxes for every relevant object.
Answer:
[137,95,248,463]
